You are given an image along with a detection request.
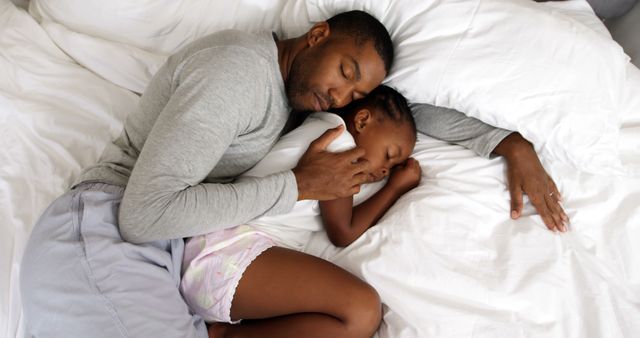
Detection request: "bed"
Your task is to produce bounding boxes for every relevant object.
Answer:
[1,0,639,337]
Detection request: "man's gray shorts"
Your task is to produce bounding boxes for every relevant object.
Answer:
[20,183,208,338]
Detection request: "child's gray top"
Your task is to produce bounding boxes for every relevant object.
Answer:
[76,30,297,243]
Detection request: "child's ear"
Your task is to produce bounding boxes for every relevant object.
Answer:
[354,109,371,133]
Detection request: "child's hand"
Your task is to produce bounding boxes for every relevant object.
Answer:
[387,157,422,195]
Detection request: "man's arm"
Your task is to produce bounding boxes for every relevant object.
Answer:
[493,133,569,231]
[410,103,512,158]
[119,50,300,243]
[411,103,569,232]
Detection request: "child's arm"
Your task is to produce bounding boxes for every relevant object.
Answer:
[319,158,422,247]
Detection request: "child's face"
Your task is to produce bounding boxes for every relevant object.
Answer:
[350,108,416,182]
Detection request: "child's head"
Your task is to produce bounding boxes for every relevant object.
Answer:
[337,85,417,182]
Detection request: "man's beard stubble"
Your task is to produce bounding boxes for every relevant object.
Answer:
[285,56,313,113]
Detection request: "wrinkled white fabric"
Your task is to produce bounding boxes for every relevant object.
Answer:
[28,0,289,93]
[0,2,139,336]
[3,1,640,337]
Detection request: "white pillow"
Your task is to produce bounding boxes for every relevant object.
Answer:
[30,0,288,54]
[39,20,166,94]
[29,0,289,92]
[281,0,633,175]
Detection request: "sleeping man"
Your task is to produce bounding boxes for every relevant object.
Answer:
[21,9,567,338]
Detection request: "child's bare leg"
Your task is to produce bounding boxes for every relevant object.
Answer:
[211,246,381,338]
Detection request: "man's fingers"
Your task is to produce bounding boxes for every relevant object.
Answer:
[351,159,372,175]
[529,192,563,232]
[544,175,568,230]
[539,210,558,232]
[544,195,565,232]
[341,146,366,162]
[309,125,344,151]
[548,180,568,223]
[547,191,569,229]
[509,185,524,219]
[351,172,369,186]
[547,178,563,203]
[527,193,556,231]
[347,184,361,196]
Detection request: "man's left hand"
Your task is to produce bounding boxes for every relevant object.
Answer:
[494,133,569,232]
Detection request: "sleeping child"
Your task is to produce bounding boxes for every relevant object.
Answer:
[180,85,421,336]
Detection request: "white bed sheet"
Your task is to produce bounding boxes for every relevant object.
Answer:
[1,0,639,337]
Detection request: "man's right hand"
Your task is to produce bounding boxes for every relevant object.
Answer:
[293,125,372,201]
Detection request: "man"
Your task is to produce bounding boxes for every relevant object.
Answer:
[21,10,392,338]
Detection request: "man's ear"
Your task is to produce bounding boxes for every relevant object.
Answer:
[354,109,371,133]
[306,21,330,47]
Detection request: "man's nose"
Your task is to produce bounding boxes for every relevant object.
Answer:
[330,87,353,108]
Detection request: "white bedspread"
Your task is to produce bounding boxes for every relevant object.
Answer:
[0,2,139,336]
[1,0,639,337]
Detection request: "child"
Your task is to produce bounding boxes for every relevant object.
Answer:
[181,85,421,338]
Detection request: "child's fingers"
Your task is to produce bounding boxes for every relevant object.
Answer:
[406,158,421,171]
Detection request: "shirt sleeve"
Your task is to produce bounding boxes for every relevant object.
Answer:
[118,48,298,243]
[410,103,513,158]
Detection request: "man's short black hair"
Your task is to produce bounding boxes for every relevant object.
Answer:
[326,10,394,74]
[336,85,416,134]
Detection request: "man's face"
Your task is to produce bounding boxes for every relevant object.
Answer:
[286,27,387,112]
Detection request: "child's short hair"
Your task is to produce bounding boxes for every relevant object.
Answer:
[336,85,416,133]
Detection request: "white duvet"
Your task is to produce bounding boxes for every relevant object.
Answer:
[1,0,639,337]
[0,2,139,336]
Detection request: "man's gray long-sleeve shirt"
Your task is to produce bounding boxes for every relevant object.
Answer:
[410,103,512,158]
[76,30,297,243]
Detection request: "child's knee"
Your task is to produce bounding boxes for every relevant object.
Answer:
[345,282,382,337]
